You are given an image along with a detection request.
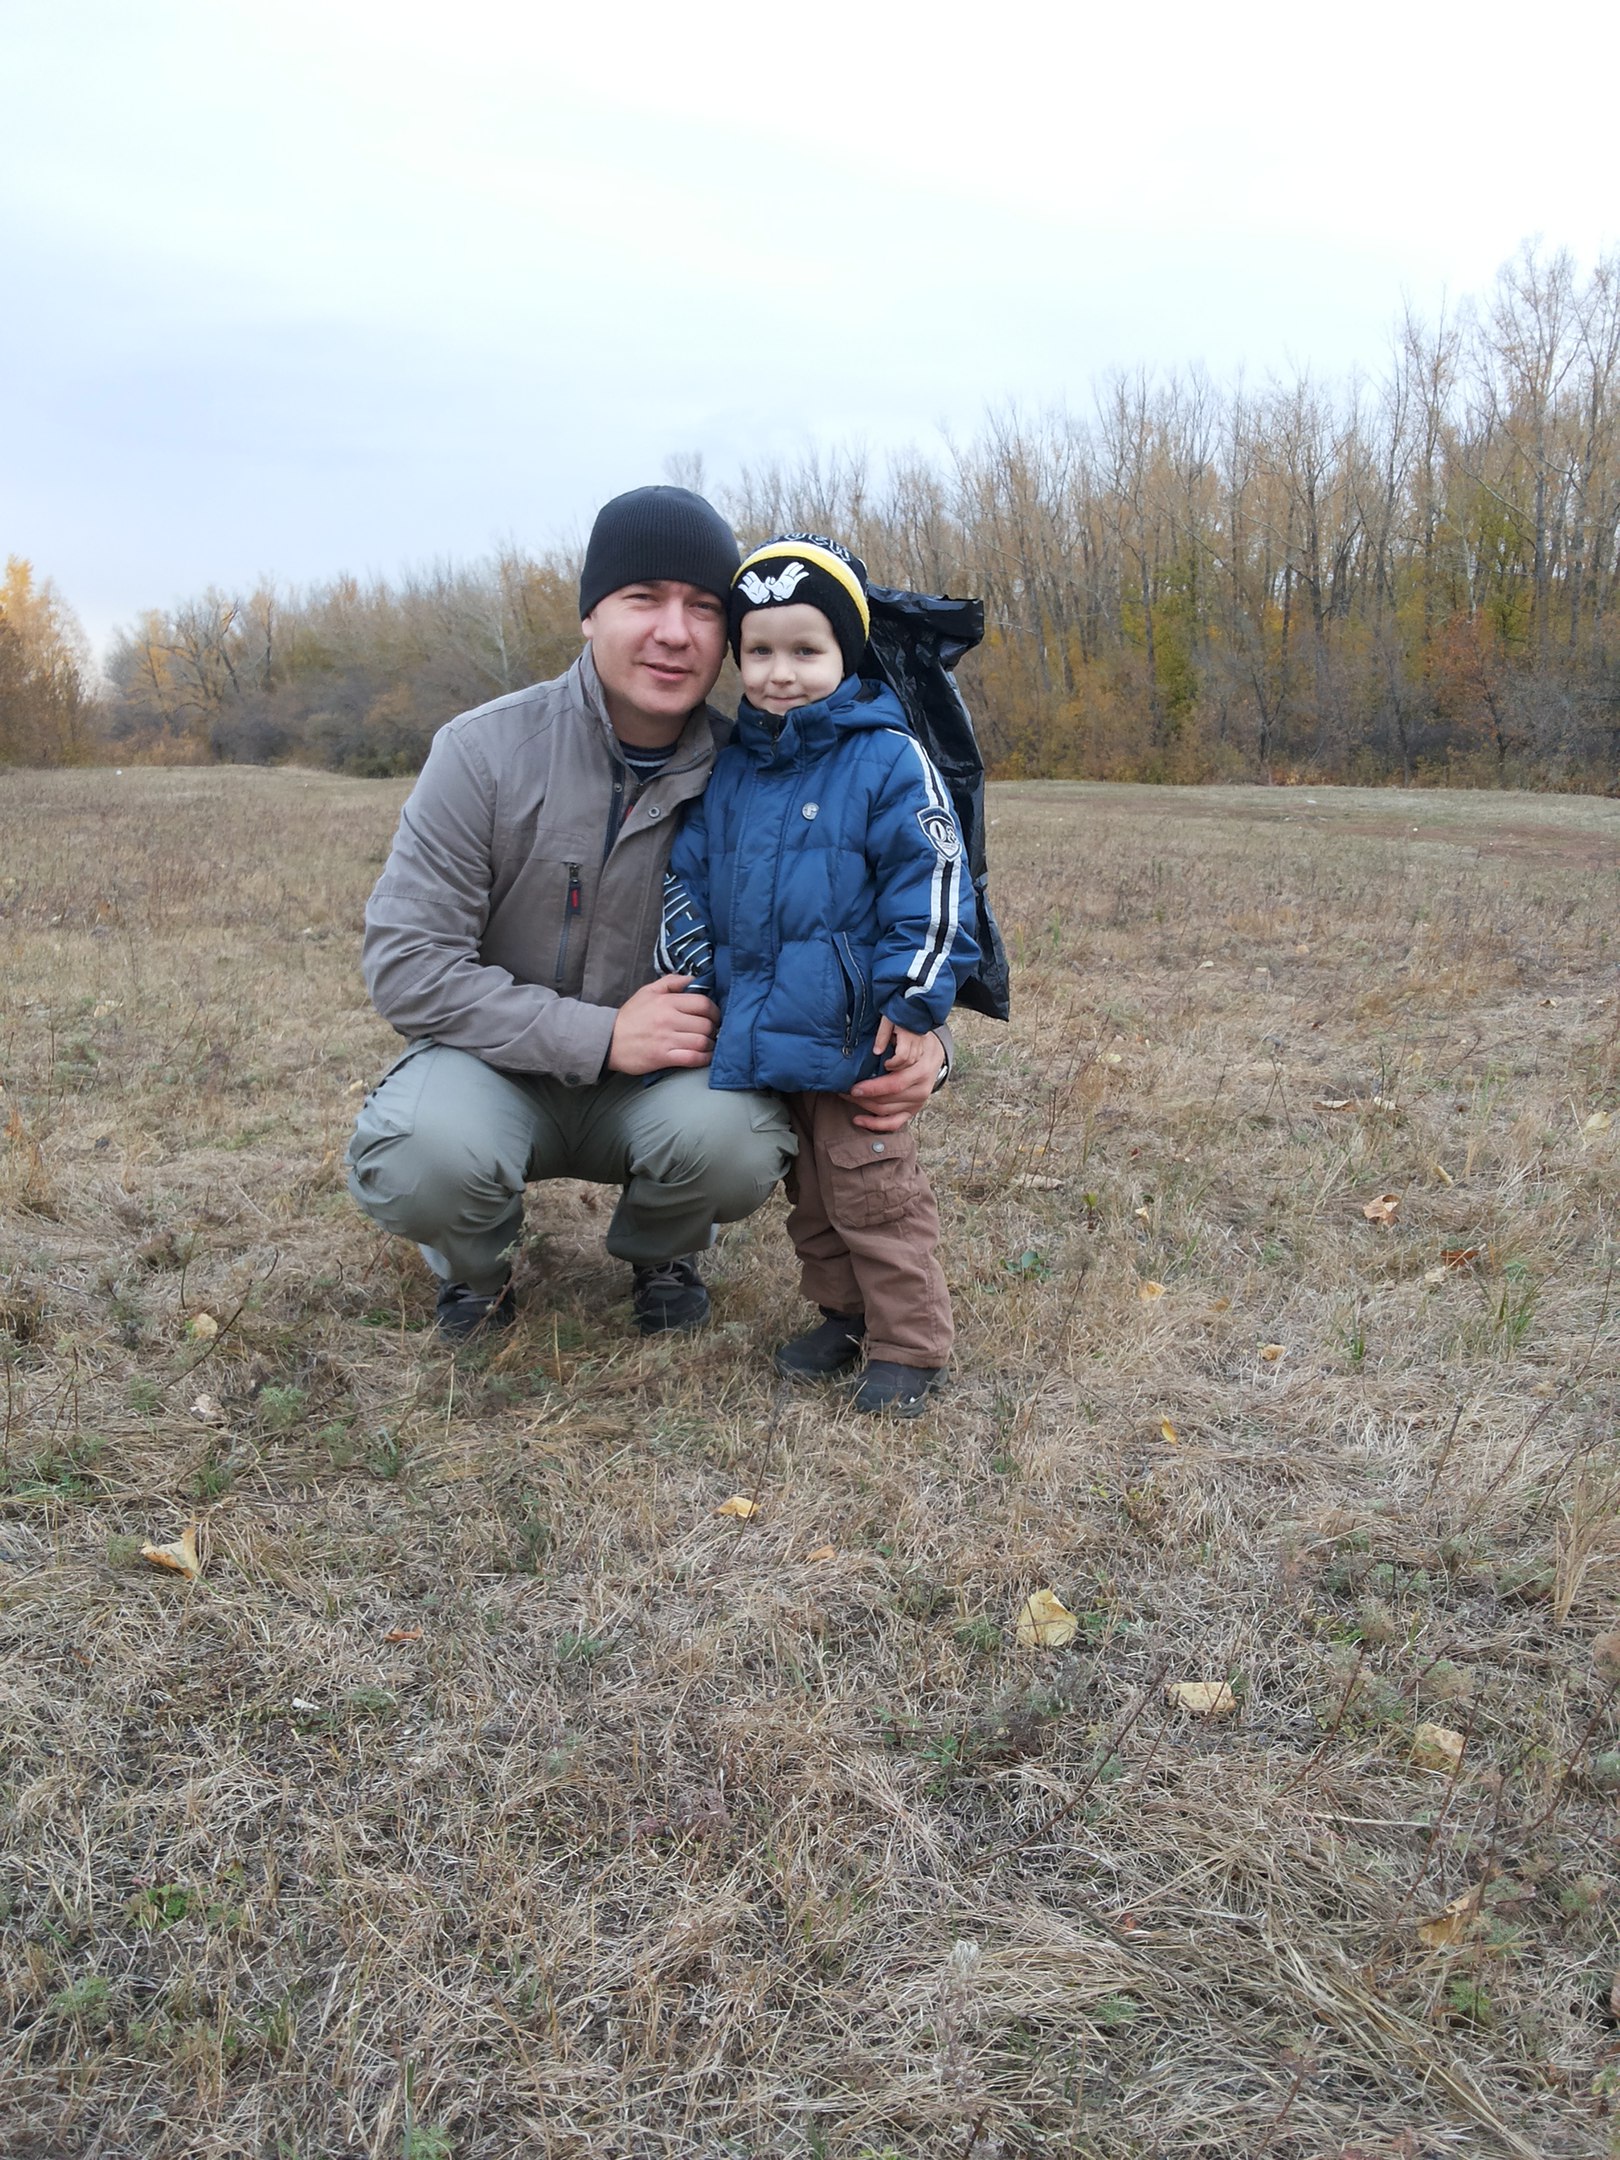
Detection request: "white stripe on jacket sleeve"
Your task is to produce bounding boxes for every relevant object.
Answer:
[886,730,965,1001]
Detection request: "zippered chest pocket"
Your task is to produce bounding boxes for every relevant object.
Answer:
[554,862,583,987]
[499,847,593,995]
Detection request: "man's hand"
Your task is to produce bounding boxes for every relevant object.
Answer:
[607,975,718,1076]
[843,1029,945,1132]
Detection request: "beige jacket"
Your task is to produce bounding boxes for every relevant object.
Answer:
[361,647,727,1085]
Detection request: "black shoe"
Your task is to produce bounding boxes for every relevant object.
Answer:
[774,1310,866,1381]
[631,1254,711,1334]
[435,1277,516,1339]
[850,1361,945,1417]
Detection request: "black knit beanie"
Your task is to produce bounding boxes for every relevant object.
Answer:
[728,533,871,677]
[578,486,740,619]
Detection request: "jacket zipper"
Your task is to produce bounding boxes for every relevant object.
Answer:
[734,764,773,1078]
[554,863,582,985]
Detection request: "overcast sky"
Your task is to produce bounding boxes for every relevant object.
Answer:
[4,0,1618,655]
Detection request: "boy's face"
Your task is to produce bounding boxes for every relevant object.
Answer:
[737,604,845,715]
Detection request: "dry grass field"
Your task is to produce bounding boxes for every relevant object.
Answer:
[3,765,1619,2160]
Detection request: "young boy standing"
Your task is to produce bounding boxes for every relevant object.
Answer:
[659,535,978,1414]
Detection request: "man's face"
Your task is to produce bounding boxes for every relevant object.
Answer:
[581,580,728,739]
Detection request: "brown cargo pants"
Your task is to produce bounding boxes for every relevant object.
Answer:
[782,1090,954,1367]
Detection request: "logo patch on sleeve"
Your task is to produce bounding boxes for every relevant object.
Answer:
[917,807,962,861]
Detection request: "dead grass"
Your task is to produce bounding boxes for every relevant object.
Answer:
[3,765,1619,2160]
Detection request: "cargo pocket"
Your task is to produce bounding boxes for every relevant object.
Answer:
[348,1039,436,1157]
[821,1128,920,1230]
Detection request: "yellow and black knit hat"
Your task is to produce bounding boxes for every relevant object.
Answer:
[729,533,871,677]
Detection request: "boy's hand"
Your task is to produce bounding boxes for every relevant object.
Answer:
[844,1029,945,1131]
[607,975,718,1075]
[872,1017,927,1071]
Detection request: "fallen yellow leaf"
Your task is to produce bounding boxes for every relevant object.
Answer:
[141,1523,202,1581]
[1361,1193,1401,1224]
[1166,1679,1236,1717]
[1158,1418,1180,1445]
[1258,1343,1287,1363]
[1314,1096,1355,1112]
[1138,1280,1166,1302]
[186,1312,220,1342]
[1412,1722,1466,1773]
[1584,1110,1612,1135]
[1431,1162,1453,1185]
[1015,1588,1079,1649]
[805,1543,835,1565]
[1417,1888,1484,1951]
[713,1495,759,1520]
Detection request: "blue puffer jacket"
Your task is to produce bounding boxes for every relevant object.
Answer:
[662,676,979,1093]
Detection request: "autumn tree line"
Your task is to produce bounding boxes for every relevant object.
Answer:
[7,245,1620,788]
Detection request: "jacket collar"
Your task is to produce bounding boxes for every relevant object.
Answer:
[734,674,903,766]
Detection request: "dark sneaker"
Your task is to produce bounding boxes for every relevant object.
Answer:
[774,1310,867,1381]
[434,1277,516,1340]
[631,1254,710,1334]
[850,1360,945,1417]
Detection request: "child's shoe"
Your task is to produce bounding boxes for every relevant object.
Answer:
[850,1361,945,1416]
[773,1310,866,1379]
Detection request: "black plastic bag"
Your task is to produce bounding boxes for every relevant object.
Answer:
[862,585,1010,1022]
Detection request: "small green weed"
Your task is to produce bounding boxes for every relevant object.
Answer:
[345,1687,399,1720]
[257,1383,307,1432]
[47,1974,112,2026]
[555,1632,611,1666]
[1444,1978,1494,2026]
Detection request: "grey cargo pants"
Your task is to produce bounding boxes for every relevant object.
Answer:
[346,1043,794,1293]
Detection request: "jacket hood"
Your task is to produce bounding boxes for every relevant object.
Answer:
[734,675,908,766]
